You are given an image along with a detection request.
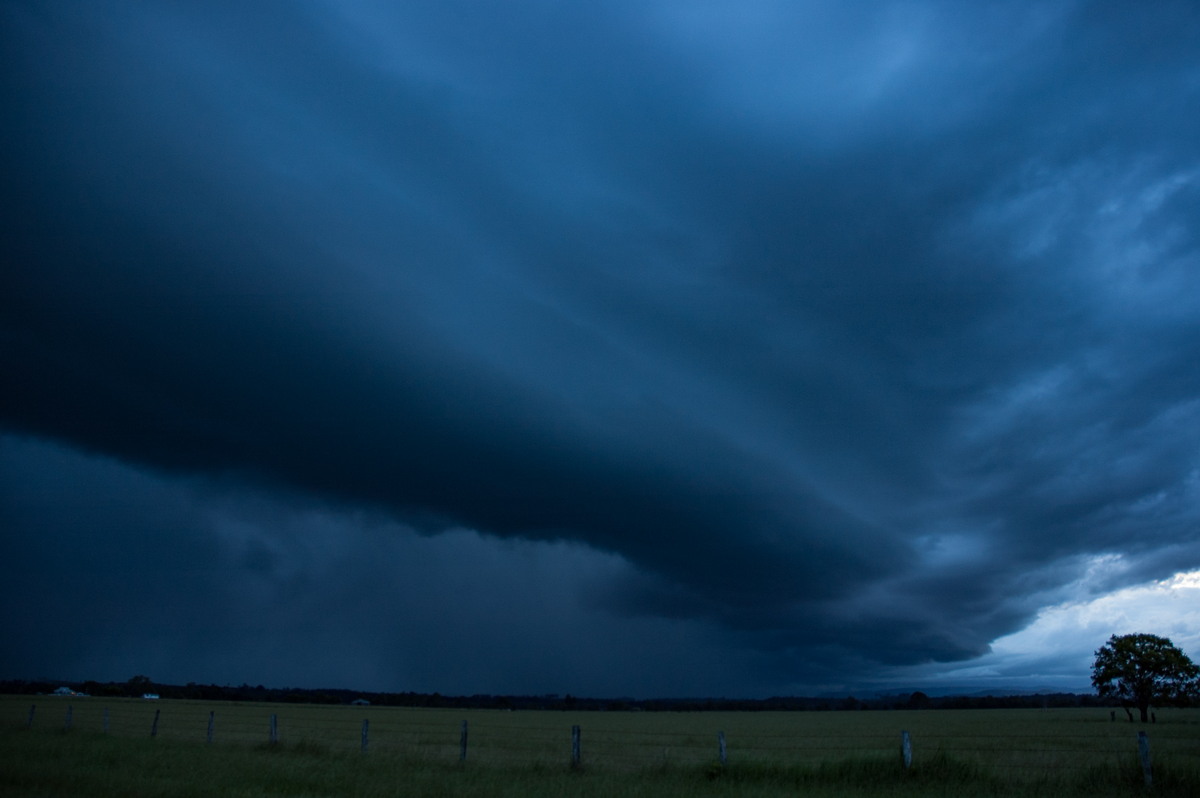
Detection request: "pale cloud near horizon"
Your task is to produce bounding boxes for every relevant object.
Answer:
[995,568,1200,661]
[886,567,1200,694]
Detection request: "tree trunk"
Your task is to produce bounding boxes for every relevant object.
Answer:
[1138,702,1150,723]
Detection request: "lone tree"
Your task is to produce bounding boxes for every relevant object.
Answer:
[1091,633,1200,722]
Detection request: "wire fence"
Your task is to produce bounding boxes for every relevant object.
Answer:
[7,698,1199,784]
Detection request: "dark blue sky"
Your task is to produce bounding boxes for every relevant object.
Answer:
[3,0,1199,697]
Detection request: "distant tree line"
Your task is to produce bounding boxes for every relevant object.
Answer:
[17,633,1190,715]
[0,677,1119,712]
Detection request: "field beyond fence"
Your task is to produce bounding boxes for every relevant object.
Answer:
[3,695,1199,797]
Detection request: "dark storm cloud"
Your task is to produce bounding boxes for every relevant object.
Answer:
[0,435,761,695]
[3,0,1200,693]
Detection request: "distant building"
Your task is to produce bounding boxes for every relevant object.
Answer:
[53,686,88,697]
[142,693,160,700]
[351,698,370,706]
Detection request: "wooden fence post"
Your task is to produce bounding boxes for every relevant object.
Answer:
[150,709,160,738]
[269,714,278,745]
[718,731,727,766]
[26,704,35,729]
[460,720,469,762]
[103,707,110,735]
[900,731,912,770]
[207,711,215,744]
[1137,731,1152,787]
[571,725,582,769]
[361,719,369,753]
[64,705,73,731]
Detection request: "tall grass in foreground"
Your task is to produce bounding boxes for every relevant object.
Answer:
[2,725,1198,798]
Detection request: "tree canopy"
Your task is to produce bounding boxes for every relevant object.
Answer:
[1091,633,1200,722]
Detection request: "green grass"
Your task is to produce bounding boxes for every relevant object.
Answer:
[3,697,1198,797]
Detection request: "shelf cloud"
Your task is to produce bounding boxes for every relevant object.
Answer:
[3,0,1199,695]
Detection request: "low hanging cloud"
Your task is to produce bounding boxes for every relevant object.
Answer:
[2,0,1199,695]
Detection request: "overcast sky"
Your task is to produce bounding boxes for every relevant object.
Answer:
[3,0,1199,698]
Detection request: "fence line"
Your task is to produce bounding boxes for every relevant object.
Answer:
[6,699,1197,783]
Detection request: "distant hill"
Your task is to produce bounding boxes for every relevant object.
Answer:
[0,678,1108,712]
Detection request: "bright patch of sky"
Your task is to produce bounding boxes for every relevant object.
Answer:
[885,568,1200,694]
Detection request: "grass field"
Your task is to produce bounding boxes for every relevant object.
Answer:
[2,696,1198,796]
